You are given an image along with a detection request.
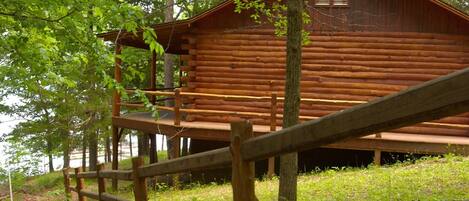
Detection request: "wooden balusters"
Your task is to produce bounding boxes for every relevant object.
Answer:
[230,120,258,201]
[75,167,86,201]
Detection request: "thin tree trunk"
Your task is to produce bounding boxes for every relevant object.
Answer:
[89,129,98,171]
[129,132,133,157]
[47,139,54,172]
[138,134,144,156]
[164,0,175,106]
[161,135,165,152]
[63,132,70,168]
[150,134,158,163]
[279,0,303,200]
[106,135,111,163]
[181,138,188,156]
[143,134,149,156]
[82,136,87,171]
[138,133,149,156]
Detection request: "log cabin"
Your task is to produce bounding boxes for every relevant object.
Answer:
[99,0,469,180]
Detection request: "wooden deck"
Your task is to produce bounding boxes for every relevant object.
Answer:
[113,112,469,155]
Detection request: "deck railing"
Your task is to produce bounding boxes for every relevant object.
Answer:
[120,85,468,131]
[64,68,469,201]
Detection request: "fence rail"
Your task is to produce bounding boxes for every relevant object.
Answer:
[64,68,469,201]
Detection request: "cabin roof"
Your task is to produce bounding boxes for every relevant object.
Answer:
[98,0,469,53]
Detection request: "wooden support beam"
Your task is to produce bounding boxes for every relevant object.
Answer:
[374,133,382,166]
[132,157,148,201]
[169,135,181,188]
[113,44,123,117]
[241,68,469,161]
[111,126,119,190]
[97,164,106,200]
[75,167,86,201]
[230,120,257,201]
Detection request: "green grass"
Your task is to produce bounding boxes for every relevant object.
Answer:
[11,155,469,201]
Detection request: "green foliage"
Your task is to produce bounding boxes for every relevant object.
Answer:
[443,0,469,14]
[0,0,228,185]
[234,0,311,45]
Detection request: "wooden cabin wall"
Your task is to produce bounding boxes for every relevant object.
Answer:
[180,29,469,138]
[176,0,469,138]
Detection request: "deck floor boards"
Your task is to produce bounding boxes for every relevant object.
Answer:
[114,112,469,155]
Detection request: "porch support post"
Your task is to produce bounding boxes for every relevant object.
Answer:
[374,133,382,166]
[112,43,122,190]
[150,51,157,104]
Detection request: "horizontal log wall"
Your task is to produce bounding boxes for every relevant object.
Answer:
[180,29,469,137]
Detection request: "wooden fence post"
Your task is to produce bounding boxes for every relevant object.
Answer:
[230,120,258,201]
[132,157,148,201]
[174,88,181,126]
[374,133,382,166]
[75,167,86,201]
[63,168,71,195]
[97,164,106,200]
[267,93,277,178]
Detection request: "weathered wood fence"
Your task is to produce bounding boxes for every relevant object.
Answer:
[63,68,469,201]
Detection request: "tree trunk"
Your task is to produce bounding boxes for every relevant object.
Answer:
[47,139,54,172]
[82,137,87,171]
[149,134,158,163]
[279,1,303,201]
[138,133,150,156]
[129,132,133,157]
[89,129,98,171]
[106,135,111,163]
[161,135,165,152]
[181,137,188,156]
[63,132,70,168]
[164,0,175,107]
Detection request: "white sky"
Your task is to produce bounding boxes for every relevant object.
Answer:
[0,96,24,170]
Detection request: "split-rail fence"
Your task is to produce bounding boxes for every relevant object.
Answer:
[63,68,469,201]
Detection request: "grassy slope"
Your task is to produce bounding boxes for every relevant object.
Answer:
[13,155,469,201]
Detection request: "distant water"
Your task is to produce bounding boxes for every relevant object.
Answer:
[0,121,167,173]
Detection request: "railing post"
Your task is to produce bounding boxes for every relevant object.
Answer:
[268,92,277,178]
[230,120,257,201]
[97,164,106,200]
[63,168,71,195]
[132,157,147,201]
[174,88,181,126]
[374,133,382,166]
[75,167,86,201]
